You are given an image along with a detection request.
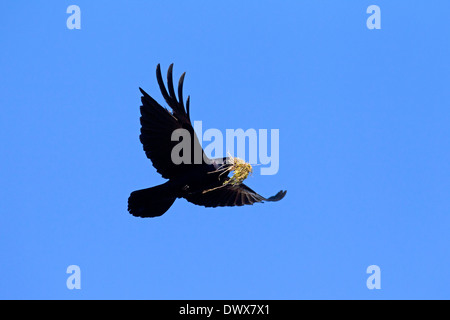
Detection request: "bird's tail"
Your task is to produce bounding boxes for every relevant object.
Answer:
[128,182,176,218]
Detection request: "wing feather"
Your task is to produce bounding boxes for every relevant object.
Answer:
[185,183,287,208]
[138,64,209,179]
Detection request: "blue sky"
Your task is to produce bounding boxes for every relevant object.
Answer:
[1,1,449,299]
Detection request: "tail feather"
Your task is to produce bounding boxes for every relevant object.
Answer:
[128,183,176,218]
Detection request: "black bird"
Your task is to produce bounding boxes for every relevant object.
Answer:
[128,64,286,218]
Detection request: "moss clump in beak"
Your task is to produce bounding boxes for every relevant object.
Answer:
[224,157,253,186]
[203,155,253,194]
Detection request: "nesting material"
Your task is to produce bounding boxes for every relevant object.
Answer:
[203,155,253,193]
[223,156,253,186]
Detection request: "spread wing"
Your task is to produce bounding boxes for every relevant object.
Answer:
[184,183,287,208]
[139,64,209,180]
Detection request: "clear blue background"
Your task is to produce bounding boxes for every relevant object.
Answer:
[1,1,449,299]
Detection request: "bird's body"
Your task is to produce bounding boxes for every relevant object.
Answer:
[128,64,286,218]
[163,159,228,197]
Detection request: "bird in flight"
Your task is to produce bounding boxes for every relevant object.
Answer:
[128,64,286,218]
